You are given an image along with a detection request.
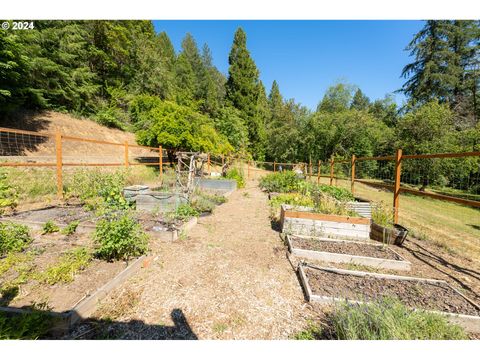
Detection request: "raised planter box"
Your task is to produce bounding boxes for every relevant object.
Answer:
[370,222,409,246]
[145,216,198,241]
[286,234,411,271]
[298,264,480,333]
[0,255,149,336]
[194,178,237,196]
[280,204,371,240]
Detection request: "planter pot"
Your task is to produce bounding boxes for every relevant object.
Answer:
[370,222,409,246]
[280,204,371,240]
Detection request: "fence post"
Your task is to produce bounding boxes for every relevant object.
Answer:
[124,141,129,168]
[159,145,163,183]
[317,160,321,184]
[351,154,356,195]
[309,159,312,181]
[55,129,63,199]
[222,155,224,167]
[273,161,276,173]
[329,157,334,186]
[393,149,403,224]
[247,160,251,180]
[207,153,211,175]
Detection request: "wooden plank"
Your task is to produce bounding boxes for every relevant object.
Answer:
[0,162,56,167]
[402,151,480,160]
[393,149,402,223]
[284,210,371,225]
[0,126,53,137]
[356,155,395,161]
[62,135,124,147]
[55,130,63,199]
[62,162,123,167]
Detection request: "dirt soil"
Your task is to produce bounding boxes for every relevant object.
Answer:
[291,236,402,260]
[306,267,480,316]
[8,205,95,225]
[67,182,316,339]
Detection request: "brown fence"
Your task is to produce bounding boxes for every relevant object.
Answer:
[0,127,167,198]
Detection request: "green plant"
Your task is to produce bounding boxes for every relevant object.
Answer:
[37,247,92,285]
[61,220,80,235]
[313,193,358,216]
[0,303,54,339]
[259,171,301,193]
[0,222,32,255]
[327,297,467,340]
[269,193,314,209]
[191,191,226,213]
[172,203,200,221]
[224,167,245,188]
[293,321,323,340]
[93,213,149,261]
[0,172,17,213]
[42,220,60,234]
[372,201,394,228]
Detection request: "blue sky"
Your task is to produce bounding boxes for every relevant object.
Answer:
[153,20,424,110]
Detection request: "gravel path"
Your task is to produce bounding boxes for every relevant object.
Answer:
[79,182,313,339]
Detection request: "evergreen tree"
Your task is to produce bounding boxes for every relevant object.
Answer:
[350,89,370,110]
[268,80,283,123]
[226,27,264,159]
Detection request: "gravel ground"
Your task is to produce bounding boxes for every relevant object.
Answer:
[71,181,316,339]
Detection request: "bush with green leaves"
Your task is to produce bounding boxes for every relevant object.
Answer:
[298,297,467,340]
[172,203,200,221]
[0,222,32,256]
[61,220,80,235]
[224,167,245,188]
[93,213,149,261]
[259,171,301,193]
[269,193,314,209]
[372,201,395,228]
[42,220,60,234]
[0,172,17,213]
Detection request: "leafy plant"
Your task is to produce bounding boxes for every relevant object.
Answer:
[269,193,314,209]
[93,213,149,261]
[42,220,60,234]
[172,203,200,221]
[372,201,395,228]
[259,171,301,193]
[37,247,92,285]
[0,172,17,213]
[224,167,245,188]
[328,297,467,340]
[61,220,80,235]
[0,222,32,255]
[0,303,54,339]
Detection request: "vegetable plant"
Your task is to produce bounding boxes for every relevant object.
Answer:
[0,222,32,255]
[42,220,60,234]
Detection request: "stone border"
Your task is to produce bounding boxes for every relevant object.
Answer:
[298,264,480,333]
[286,235,411,271]
[0,255,148,335]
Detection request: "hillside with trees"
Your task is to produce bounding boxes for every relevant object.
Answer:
[1,20,479,171]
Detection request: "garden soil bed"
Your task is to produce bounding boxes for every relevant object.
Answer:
[291,236,402,260]
[0,232,128,312]
[303,266,480,317]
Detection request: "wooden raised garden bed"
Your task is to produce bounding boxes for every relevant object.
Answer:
[298,264,480,332]
[286,234,411,271]
[280,204,371,240]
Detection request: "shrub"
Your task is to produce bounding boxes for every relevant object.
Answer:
[61,220,80,235]
[173,203,200,221]
[0,222,32,255]
[328,297,467,340]
[269,193,314,209]
[0,303,54,339]
[0,172,17,213]
[37,248,92,285]
[42,220,60,234]
[224,168,245,188]
[191,191,226,214]
[372,201,394,227]
[259,171,301,193]
[93,213,149,261]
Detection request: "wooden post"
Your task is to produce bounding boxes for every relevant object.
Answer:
[317,160,321,184]
[124,141,129,168]
[247,161,251,180]
[393,149,403,224]
[273,161,276,173]
[55,129,63,199]
[351,154,356,195]
[222,155,224,167]
[159,146,163,183]
[329,157,334,186]
[207,153,211,175]
[309,159,312,180]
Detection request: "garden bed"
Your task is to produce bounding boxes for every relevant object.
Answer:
[194,178,237,196]
[0,228,148,333]
[286,235,411,271]
[0,205,97,233]
[298,264,480,332]
[280,204,371,240]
